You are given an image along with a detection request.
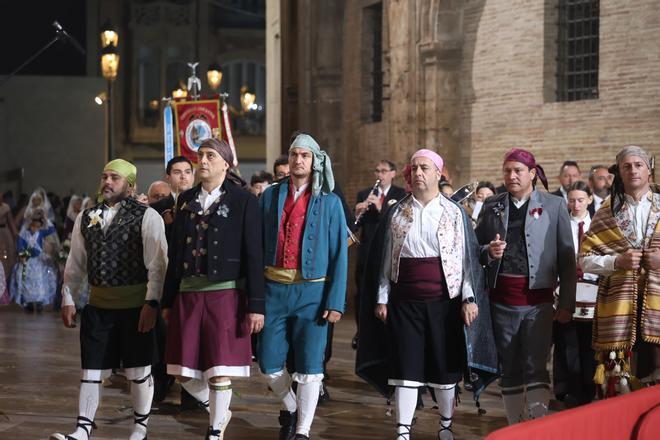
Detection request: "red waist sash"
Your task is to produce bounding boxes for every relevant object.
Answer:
[490,274,554,306]
[391,257,447,302]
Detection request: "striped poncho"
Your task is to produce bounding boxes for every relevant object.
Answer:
[579,192,660,350]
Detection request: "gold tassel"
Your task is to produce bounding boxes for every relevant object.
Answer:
[623,358,632,374]
[629,376,643,391]
[594,363,606,385]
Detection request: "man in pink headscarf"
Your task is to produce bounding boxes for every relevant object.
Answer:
[475,148,575,424]
[359,148,480,440]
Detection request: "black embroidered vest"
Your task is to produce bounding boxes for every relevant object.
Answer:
[501,198,529,276]
[181,195,224,278]
[81,198,148,287]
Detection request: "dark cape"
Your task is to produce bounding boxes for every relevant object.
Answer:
[355,194,499,410]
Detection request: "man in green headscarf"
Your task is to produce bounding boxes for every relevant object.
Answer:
[51,159,168,440]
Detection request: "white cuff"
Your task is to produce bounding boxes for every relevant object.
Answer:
[125,366,152,381]
[145,282,162,302]
[61,287,75,307]
[291,373,324,384]
[377,283,389,304]
[81,369,112,381]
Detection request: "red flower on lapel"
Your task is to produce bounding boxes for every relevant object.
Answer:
[529,207,543,219]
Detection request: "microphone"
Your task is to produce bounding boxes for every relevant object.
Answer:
[53,21,86,55]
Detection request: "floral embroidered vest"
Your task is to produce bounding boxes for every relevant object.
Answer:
[388,195,465,299]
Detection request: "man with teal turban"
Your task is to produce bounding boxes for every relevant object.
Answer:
[51,159,168,440]
[258,134,348,439]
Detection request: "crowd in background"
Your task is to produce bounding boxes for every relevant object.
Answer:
[0,157,613,316]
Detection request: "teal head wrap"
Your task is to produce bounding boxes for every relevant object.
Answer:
[289,134,335,196]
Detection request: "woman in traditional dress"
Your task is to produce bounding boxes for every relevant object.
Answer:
[0,261,8,305]
[9,209,60,312]
[16,187,55,228]
[0,192,18,281]
[63,195,82,239]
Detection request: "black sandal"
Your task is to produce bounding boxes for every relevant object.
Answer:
[396,422,413,439]
[68,415,97,439]
[205,426,221,440]
[437,415,453,439]
[133,411,149,439]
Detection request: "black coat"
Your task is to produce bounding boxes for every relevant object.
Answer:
[355,185,407,286]
[161,181,265,314]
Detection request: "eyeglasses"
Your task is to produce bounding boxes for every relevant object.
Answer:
[374,168,393,174]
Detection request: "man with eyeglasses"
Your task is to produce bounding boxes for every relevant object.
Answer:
[353,160,406,349]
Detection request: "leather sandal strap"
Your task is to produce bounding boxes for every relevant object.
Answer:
[133,411,150,428]
[396,422,413,438]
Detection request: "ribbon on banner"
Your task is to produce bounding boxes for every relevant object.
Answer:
[163,104,174,167]
[221,101,238,167]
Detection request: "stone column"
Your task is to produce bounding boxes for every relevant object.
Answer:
[266,0,282,167]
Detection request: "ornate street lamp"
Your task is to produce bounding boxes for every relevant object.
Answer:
[207,64,223,92]
[100,21,118,49]
[240,85,256,113]
[172,88,188,99]
[100,22,119,162]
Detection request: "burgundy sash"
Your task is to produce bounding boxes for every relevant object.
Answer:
[391,257,447,302]
[490,274,554,306]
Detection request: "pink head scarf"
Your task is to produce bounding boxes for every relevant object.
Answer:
[403,149,444,190]
[502,148,549,191]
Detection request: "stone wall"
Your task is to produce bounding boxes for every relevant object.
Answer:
[461,0,660,190]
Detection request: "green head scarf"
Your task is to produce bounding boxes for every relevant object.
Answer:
[289,134,335,196]
[104,159,137,187]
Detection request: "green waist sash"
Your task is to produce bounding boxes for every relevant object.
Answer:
[89,283,147,309]
[179,277,237,292]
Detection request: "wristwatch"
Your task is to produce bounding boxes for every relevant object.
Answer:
[463,297,476,304]
[145,299,159,308]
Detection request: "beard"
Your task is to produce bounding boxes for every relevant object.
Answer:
[100,182,130,204]
[593,187,610,198]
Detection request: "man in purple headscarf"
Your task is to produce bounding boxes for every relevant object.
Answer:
[475,148,576,424]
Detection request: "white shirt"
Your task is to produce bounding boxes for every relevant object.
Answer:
[580,192,652,276]
[570,214,591,254]
[292,183,310,202]
[471,201,484,221]
[625,193,652,247]
[570,214,598,282]
[400,196,443,258]
[559,186,568,202]
[511,193,530,209]
[593,194,604,213]
[377,194,474,303]
[376,184,391,198]
[61,204,168,307]
[198,185,224,211]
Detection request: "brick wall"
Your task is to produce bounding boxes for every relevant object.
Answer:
[460,0,660,190]
[337,0,660,206]
[287,0,660,310]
